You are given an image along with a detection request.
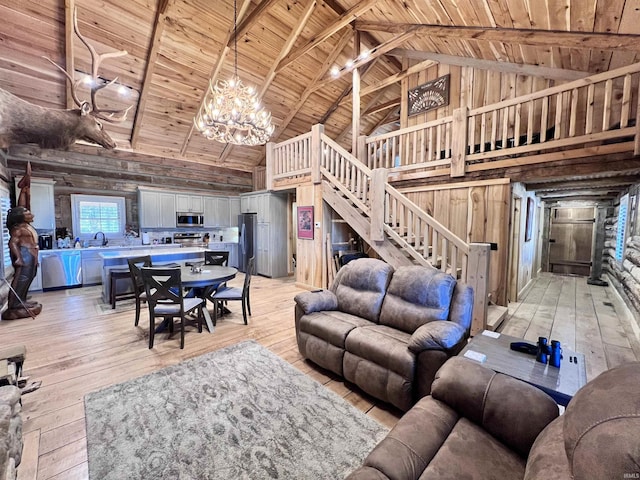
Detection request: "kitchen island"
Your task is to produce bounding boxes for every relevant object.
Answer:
[99,247,208,304]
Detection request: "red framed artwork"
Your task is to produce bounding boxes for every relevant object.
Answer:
[297,206,314,239]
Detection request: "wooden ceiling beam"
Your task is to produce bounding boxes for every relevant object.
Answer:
[527,177,640,192]
[311,30,419,93]
[388,49,590,80]
[359,59,436,98]
[355,21,640,52]
[276,0,377,73]
[131,0,171,148]
[363,97,400,116]
[229,0,280,47]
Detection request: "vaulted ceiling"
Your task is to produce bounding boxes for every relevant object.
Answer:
[2,0,640,198]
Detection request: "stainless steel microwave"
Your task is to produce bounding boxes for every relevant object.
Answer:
[176,212,204,227]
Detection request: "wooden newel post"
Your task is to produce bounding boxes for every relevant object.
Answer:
[451,106,469,177]
[357,135,366,164]
[265,142,274,191]
[370,168,388,242]
[311,124,324,185]
[467,242,491,336]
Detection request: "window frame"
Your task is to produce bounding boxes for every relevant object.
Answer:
[70,194,126,241]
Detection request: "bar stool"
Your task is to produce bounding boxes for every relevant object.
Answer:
[110,267,135,309]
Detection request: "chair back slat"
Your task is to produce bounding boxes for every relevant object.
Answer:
[127,255,152,289]
[205,250,229,266]
[243,257,255,293]
[141,267,183,307]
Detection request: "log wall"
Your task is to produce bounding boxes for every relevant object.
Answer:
[604,184,640,317]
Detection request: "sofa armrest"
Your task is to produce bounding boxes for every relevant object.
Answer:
[408,321,467,354]
[294,290,338,315]
[432,357,559,457]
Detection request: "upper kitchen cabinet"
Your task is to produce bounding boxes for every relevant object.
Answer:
[15,177,55,232]
[229,197,241,226]
[204,196,230,227]
[139,188,176,228]
[176,194,203,213]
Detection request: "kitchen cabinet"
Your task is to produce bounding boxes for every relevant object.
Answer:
[241,191,288,277]
[15,177,55,232]
[139,189,176,228]
[204,196,232,227]
[176,194,203,213]
[229,197,241,226]
[81,250,104,285]
[207,242,238,268]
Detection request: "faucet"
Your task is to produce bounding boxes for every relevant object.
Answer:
[94,231,108,246]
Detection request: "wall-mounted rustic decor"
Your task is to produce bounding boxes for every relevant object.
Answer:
[408,74,450,116]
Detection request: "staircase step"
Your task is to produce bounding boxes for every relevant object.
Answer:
[486,304,508,331]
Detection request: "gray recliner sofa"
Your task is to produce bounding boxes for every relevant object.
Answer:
[294,258,474,412]
[346,358,640,480]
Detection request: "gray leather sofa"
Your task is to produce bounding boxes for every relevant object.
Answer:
[346,358,640,480]
[294,258,474,412]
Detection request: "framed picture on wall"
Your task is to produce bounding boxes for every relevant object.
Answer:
[525,197,535,242]
[408,74,450,116]
[297,206,314,239]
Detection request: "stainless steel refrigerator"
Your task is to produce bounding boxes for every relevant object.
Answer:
[238,213,257,273]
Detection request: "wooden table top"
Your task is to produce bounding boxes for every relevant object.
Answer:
[460,331,587,406]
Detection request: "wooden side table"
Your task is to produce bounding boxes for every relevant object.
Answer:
[459,331,587,406]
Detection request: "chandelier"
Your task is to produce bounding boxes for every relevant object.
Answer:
[194,0,274,146]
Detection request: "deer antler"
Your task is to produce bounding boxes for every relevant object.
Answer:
[71,8,132,122]
[43,8,132,122]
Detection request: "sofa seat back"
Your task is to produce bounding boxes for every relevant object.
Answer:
[331,258,394,323]
[379,265,456,334]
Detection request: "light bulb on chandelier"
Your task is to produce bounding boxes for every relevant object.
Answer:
[193,0,274,146]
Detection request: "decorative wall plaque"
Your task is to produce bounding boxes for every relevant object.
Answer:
[408,74,450,116]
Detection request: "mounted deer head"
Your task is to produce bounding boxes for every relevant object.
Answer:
[0,8,132,150]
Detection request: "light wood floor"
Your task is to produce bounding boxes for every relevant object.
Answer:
[2,272,639,480]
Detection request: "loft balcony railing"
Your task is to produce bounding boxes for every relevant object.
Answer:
[360,62,640,179]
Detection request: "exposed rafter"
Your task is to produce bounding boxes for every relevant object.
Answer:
[276,0,377,73]
[355,21,640,52]
[388,49,590,81]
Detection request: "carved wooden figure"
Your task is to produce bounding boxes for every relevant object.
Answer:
[0,8,132,150]
[3,162,42,320]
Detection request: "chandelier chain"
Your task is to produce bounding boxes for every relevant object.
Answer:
[193,0,274,146]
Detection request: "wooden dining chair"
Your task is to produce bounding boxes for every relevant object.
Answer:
[207,257,254,326]
[141,267,204,349]
[127,255,152,326]
[204,250,229,266]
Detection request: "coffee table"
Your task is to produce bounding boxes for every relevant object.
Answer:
[459,331,587,406]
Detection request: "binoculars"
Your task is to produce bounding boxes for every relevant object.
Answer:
[536,337,562,368]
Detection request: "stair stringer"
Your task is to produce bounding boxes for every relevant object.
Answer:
[322,180,414,269]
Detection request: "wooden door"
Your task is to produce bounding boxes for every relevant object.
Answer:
[548,207,595,276]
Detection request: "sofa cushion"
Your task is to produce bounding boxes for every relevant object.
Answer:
[562,361,640,480]
[331,258,394,323]
[432,358,558,457]
[421,417,526,480]
[348,396,459,480]
[345,325,414,378]
[298,311,374,348]
[379,265,456,334]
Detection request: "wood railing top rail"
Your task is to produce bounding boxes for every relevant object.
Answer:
[385,183,469,254]
[469,61,640,116]
[273,131,312,148]
[365,115,453,143]
[322,134,373,176]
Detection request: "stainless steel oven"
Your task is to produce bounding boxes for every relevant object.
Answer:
[176,212,204,228]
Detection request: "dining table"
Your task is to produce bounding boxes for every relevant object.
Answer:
[180,265,238,332]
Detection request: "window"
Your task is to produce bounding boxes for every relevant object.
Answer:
[615,194,629,263]
[0,188,11,277]
[71,194,126,240]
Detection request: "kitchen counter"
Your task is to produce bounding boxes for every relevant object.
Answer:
[41,243,176,253]
[99,247,208,304]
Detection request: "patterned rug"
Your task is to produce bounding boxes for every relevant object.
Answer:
[84,341,388,479]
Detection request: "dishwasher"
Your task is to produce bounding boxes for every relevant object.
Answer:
[41,250,83,290]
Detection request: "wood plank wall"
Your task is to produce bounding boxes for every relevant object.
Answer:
[401,179,511,306]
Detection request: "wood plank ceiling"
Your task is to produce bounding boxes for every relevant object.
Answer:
[1,0,640,198]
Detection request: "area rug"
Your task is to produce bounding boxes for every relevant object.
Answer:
[84,340,388,479]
